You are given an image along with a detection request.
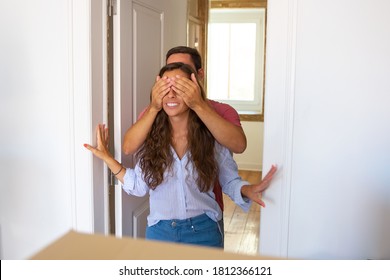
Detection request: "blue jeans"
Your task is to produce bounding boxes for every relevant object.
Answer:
[146,213,224,248]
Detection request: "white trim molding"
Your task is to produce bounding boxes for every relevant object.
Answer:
[259,0,298,259]
[71,0,108,234]
[70,0,94,233]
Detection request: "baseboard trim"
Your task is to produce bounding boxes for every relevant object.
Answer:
[237,163,262,172]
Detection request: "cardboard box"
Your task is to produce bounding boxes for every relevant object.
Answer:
[31,230,277,260]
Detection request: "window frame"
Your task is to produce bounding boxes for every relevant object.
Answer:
[207,8,266,114]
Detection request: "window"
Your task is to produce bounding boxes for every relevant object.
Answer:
[207,8,266,113]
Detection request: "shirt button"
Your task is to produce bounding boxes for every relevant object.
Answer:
[171,221,176,228]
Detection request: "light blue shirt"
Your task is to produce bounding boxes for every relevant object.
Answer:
[122,143,251,226]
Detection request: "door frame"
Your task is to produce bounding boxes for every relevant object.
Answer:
[72,0,109,234]
[259,0,297,258]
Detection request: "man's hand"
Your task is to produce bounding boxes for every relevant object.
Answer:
[171,73,207,110]
[150,76,172,111]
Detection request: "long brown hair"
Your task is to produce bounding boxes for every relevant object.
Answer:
[136,62,218,192]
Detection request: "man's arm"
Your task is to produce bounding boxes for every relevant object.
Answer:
[172,73,247,153]
[122,106,159,155]
[123,76,171,155]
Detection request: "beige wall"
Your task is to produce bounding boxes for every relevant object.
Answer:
[233,121,264,171]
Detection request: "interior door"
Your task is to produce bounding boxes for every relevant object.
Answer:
[113,0,187,238]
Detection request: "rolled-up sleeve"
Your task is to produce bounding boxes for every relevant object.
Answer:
[216,145,252,212]
[122,165,149,197]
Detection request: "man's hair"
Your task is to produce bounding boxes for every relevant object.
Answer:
[166,46,202,71]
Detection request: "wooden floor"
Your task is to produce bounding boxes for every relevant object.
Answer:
[223,170,262,256]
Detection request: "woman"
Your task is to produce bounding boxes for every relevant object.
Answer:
[84,63,277,248]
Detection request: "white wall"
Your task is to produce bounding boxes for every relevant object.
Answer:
[0,0,189,259]
[0,0,104,259]
[260,0,390,259]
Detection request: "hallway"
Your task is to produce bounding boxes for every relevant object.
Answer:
[223,170,262,256]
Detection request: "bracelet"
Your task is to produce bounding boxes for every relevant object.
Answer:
[113,166,123,176]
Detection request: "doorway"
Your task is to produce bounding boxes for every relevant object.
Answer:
[106,0,189,238]
[105,0,267,255]
[206,0,268,254]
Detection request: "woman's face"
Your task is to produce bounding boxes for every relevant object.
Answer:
[161,69,190,118]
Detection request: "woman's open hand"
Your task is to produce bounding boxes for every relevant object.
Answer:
[83,124,111,161]
[240,165,278,207]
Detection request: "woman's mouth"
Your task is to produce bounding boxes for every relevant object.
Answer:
[166,102,179,108]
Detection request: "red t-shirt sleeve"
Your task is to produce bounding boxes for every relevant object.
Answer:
[208,100,242,127]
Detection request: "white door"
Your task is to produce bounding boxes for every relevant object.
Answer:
[113,0,187,238]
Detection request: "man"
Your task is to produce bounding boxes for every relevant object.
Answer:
[122,46,248,242]
[123,46,247,156]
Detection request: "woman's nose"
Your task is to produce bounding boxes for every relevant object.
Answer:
[167,87,176,98]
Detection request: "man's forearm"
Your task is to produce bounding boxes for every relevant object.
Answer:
[122,107,159,155]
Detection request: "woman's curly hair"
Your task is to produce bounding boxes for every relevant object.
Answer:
[136,62,218,192]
